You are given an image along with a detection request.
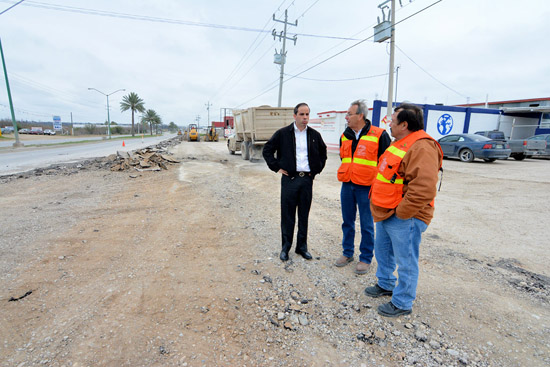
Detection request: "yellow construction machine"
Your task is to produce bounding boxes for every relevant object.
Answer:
[204,126,219,142]
[187,124,199,142]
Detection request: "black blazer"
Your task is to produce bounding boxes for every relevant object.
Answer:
[263,123,327,178]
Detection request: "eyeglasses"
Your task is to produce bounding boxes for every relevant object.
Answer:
[345,113,360,117]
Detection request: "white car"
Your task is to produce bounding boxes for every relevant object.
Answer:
[44,129,56,135]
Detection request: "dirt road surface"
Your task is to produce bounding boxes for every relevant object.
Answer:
[1,139,549,366]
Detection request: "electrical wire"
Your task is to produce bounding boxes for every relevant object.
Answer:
[8,72,100,108]
[283,72,388,82]
[0,0,24,15]
[235,0,444,107]
[211,0,327,103]
[395,43,469,99]
[208,0,282,102]
[0,0,354,40]
[297,0,320,19]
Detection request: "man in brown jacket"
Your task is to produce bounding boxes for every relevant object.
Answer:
[364,103,442,317]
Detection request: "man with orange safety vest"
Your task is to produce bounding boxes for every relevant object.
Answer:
[335,100,391,274]
[364,103,443,317]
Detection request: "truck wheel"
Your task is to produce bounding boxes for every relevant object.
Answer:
[227,141,235,154]
[459,148,474,162]
[512,153,526,161]
[242,141,250,160]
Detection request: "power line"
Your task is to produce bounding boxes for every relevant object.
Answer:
[297,0,320,19]
[208,1,282,102]
[0,0,24,15]
[394,43,468,99]
[288,0,444,81]
[0,102,55,118]
[1,0,354,40]
[7,72,100,108]
[234,0,443,107]
[283,72,388,82]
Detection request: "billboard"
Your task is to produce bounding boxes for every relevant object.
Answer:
[53,116,62,131]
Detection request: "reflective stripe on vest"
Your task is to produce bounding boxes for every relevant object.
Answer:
[370,130,442,209]
[337,126,384,185]
[375,172,404,184]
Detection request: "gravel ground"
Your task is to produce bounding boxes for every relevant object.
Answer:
[0,138,548,366]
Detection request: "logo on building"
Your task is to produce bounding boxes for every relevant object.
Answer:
[437,114,453,135]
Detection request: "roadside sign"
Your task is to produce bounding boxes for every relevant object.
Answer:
[53,116,62,131]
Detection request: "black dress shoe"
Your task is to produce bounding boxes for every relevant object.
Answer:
[280,251,289,261]
[296,250,312,260]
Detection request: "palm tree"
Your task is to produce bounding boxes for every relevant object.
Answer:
[141,109,160,136]
[120,92,145,137]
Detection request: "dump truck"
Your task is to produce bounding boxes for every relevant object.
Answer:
[227,106,294,162]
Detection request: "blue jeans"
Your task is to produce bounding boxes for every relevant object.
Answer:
[340,182,375,264]
[374,214,428,310]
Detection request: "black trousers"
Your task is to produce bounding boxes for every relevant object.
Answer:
[280,174,313,253]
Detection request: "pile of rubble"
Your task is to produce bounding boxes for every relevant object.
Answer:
[108,148,180,172]
[0,137,183,183]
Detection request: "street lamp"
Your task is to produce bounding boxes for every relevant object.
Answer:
[88,87,125,139]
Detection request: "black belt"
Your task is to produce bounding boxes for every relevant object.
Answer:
[296,171,311,177]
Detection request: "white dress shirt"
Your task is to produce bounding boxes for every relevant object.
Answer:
[294,123,310,172]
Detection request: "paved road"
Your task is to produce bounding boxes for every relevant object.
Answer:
[0,136,107,148]
[0,134,177,176]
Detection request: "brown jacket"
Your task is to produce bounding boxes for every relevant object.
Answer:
[371,138,442,225]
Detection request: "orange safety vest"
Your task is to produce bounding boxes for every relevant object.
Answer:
[370,130,442,209]
[337,125,385,185]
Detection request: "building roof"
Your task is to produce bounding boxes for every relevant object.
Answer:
[502,106,550,113]
[456,97,550,107]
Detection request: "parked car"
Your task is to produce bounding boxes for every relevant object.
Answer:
[438,134,511,162]
[474,130,546,160]
[43,129,56,135]
[525,134,550,158]
[18,128,30,134]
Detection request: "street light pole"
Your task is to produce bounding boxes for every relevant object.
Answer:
[0,37,23,147]
[88,87,125,139]
[394,65,400,103]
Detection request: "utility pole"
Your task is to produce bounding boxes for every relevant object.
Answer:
[195,115,201,128]
[387,0,396,123]
[220,107,232,128]
[0,38,23,147]
[375,0,403,127]
[205,101,212,126]
[273,10,297,107]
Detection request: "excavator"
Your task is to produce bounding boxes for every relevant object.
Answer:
[204,126,219,142]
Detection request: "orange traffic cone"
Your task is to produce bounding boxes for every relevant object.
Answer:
[122,141,125,147]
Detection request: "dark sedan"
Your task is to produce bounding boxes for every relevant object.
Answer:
[438,134,511,162]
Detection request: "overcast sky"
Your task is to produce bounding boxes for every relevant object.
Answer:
[1,0,549,127]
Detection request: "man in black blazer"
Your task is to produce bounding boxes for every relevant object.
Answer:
[263,102,327,262]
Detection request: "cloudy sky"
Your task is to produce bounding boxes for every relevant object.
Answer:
[1,0,549,127]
